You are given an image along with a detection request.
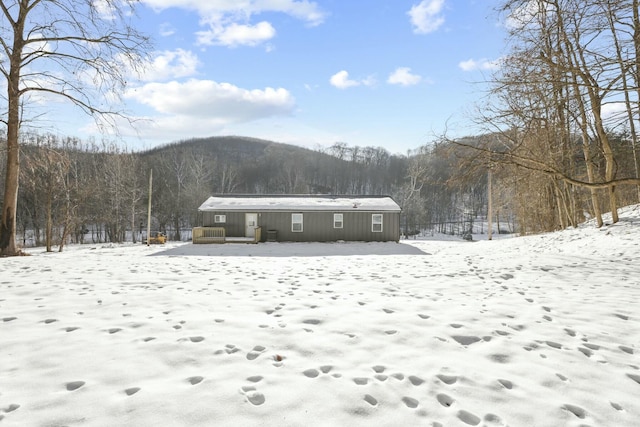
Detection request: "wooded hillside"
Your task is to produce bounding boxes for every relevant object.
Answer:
[1,129,638,250]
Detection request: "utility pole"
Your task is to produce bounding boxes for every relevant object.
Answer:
[146,169,152,247]
[487,167,493,241]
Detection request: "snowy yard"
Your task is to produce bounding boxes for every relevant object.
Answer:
[1,206,639,426]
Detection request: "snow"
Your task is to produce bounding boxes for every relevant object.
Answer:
[2,206,640,427]
[198,195,401,212]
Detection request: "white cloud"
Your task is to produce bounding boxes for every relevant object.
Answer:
[125,79,296,122]
[196,21,276,47]
[142,0,325,25]
[93,0,117,20]
[458,58,501,72]
[504,1,548,30]
[601,101,628,121]
[141,49,200,81]
[330,71,359,89]
[387,67,422,86]
[408,0,446,34]
[142,0,326,47]
[159,22,176,37]
[330,70,375,89]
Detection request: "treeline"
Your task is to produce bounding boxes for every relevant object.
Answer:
[0,134,497,249]
[2,123,639,250]
[4,2,640,250]
[465,0,640,233]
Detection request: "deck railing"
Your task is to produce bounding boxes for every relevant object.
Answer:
[192,226,262,244]
[192,227,226,244]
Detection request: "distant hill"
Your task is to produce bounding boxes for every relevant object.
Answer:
[141,135,315,160]
[139,135,407,196]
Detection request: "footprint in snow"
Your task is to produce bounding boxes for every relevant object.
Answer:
[223,344,240,355]
[436,393,455,407]
[457,409,481,425]
[436,374,458,385]
[489,354,510,364]
[246,345,266,360]
[627,373,640,385]
[611,402,624,411]
[240,386,265,406]
[619,345,634,354]
[497,379,513,389]
[363,394,378,406]
[319,365,334,374]
[408,375,424,386]
[303,369,319,378]
[402,397,419,408]
[452,335,482,346]
[124,387,141,396]
[187,376,204,385]
[562,403,586,419]
[578,347,593,357]
[2,404,20,413]
[65,381,85,391]
[483,413,508,426]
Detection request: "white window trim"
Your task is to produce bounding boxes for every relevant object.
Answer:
[214,214,226,223]
[292,213,303,232]
[333,213,343,229]
[372,214,383,232]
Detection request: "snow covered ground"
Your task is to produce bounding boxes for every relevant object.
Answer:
[1,206,639,427]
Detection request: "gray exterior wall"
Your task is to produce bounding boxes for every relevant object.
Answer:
[201,210,400,242]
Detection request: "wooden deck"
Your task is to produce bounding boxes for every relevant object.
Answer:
[192,227,261,244]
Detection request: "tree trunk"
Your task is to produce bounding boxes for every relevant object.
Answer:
[0,40,24,255]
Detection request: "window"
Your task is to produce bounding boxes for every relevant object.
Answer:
[333,213,343,229]
[292,213,303,232]
[214,214,226,223]
[372,214,383,232]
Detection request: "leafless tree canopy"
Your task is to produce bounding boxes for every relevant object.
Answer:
[0,0,151,256]
[453,0,640,231]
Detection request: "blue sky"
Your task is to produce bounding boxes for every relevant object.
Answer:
[71,1,507,154]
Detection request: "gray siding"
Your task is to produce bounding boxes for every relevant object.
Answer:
[202,210,399,242]
[201,211,244,236]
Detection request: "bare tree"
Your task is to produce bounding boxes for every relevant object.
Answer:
[465,0,640,231]
[0,0,150,256]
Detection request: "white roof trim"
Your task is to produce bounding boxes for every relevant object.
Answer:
[198,196,401,212]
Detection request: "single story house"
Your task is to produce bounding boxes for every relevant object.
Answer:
[196,195,401,243]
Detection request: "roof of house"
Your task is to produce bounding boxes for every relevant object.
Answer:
[198,195,401,212]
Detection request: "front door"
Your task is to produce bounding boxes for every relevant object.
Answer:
[245,213,258,238]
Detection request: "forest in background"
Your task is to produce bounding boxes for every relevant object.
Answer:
[0,134,493,248]
[1,128,638,250]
